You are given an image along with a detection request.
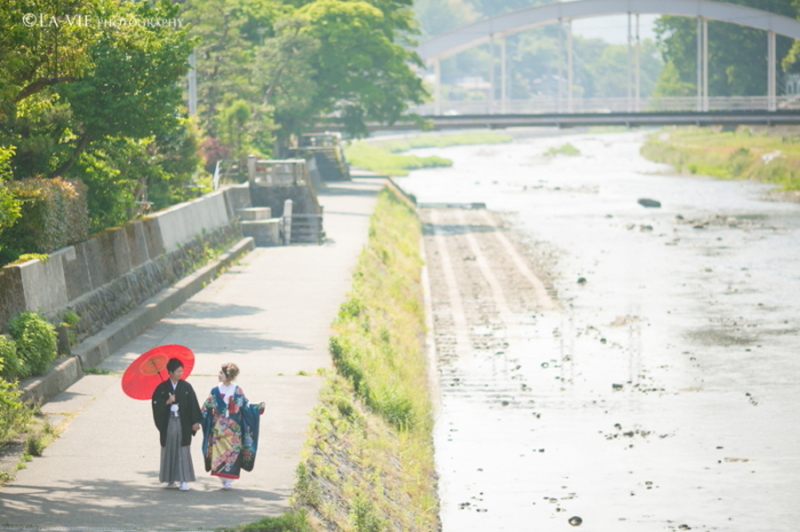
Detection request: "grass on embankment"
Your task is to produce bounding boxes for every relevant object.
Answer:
[295,186,436,531]
[345,130,513,176]
[227,187,436,532]
[641,126,800,191]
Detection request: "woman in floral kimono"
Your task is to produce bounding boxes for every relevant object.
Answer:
[200,363,265,489]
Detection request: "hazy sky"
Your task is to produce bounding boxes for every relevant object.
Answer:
[571,14,659,44]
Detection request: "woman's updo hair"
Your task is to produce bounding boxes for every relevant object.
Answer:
[221,363,239,381]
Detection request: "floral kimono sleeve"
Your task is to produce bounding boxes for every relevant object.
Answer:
[201,393,215,420]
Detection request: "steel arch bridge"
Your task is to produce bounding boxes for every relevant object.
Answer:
[415,0,800,116]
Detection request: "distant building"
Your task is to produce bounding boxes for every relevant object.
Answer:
[785,73,800,96]
[455,76,491,99]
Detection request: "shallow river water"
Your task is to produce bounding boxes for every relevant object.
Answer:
[396,130,800,532]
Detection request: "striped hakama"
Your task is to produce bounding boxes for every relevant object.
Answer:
[159,416,196,483]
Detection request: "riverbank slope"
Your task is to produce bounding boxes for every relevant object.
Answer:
[641,126,800,195]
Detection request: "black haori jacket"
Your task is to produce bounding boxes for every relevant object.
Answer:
[152,379,202,447]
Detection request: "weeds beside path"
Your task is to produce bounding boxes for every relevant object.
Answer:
[293,186,437,531]
[229,186,438,532]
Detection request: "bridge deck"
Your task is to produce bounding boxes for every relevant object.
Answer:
[330,110,800,132]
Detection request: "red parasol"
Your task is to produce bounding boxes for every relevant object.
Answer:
[121,344,195,400]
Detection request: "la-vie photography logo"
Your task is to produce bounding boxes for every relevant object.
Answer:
[21,13,184,28]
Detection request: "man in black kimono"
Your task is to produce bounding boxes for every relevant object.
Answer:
[151,358,202,490]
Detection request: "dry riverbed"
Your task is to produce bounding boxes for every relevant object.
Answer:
[407,131,800,532]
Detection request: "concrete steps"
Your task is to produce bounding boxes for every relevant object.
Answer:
[238,208,281,246]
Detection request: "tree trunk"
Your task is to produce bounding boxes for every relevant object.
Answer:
[49,132,92,178]
[13,77,79,103]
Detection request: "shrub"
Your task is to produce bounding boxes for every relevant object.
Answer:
[0,378,30,443]
[76,145,137,232]
[8,311,57,378]
[235,511,311,532]
[727,147,753,176]
[350,497,385,532]
[544,142,581,157]
[26,433,46,457]
[294,463,322,507]
[60,310,80,327]
[0,177,89,257]
[0,146,21,234]
[0,334,22,380]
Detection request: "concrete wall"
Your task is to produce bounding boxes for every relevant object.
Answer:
[151,189,231,252]
[0,187,246,335]
[222,184,253,220]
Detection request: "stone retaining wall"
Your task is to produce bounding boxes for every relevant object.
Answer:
[65,223,241,343]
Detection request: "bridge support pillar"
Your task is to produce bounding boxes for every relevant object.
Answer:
[696,17,709,112]
[625,13,643,112]
[434,58,442,115]
[489,35,495,114]
[627,13,632,112]
[567,20,573,113]
[501,36,507,114]
[557,19,563,113]
[703,18,709,111]
[696,18,702,111]
[635,14,641,112]
[768,30,777,112]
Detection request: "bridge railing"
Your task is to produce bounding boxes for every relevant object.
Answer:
[408,96,800,116]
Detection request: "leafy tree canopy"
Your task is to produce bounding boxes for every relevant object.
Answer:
[0,0,205,246]
[413,0,479,38]
[0,0,432,255]
[297,0,426,137]
[0,147,21,237]
[654,0,797,97]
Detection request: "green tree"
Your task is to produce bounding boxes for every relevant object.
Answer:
[589,40,662,98]
[182,0,258,138]
[0,0,101,108]
[2,0,196,181]
[508,28,662,101]
[651,62,695,98]
[297,0,427,137]
[184,0,427,144]
[52,0,195,177]
[654,0,796,97]
[1,0,206,240]
[254,17,318,145]
[782,0,800,73]
[75,120,205,232]
[0,147,22,250]
[181,0,284,158]
[0,0,109,182]
[463,0,547,19]
[217,99,252,163]
[413,0,479,38]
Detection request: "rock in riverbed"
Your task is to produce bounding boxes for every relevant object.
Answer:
[568,516,583,526]
[638,198,662,208]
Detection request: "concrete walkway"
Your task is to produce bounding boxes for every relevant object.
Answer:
[0,179,383,531]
